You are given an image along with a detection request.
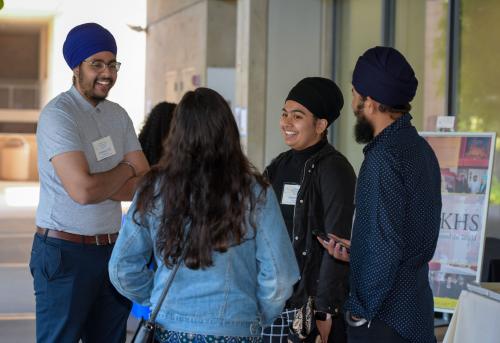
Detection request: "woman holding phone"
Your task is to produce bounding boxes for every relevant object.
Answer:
[263,78,356,343]
[109,87,299,343]
[317,234,351,262]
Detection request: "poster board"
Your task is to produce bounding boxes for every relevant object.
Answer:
[420,132,496,313]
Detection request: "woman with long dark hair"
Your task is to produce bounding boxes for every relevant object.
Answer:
[138,101,176,166]
[109,87,299,342]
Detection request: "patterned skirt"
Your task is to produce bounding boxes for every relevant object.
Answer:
[155,326,263,343]
[261,308,297,343]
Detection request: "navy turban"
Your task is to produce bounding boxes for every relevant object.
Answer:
[63,23,117,69]
[352,46,418,107]
[286,77,344,126]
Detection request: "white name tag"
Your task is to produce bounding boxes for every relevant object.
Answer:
[281,183,300,205]
[92,136,116,161]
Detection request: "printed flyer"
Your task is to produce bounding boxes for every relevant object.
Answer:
[421,133,495,312]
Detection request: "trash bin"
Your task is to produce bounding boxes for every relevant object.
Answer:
[0,135,30,181]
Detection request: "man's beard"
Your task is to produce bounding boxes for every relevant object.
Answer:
[84,90,106,103]
[78,72,110,103]
[354,107,374,144]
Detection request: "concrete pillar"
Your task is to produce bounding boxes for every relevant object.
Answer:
[145,0,236,114]
[264,0,323,166]
[235,0,268,171]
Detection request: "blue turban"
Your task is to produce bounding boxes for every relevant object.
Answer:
[352,46,418,107]
[63,23,117,69]
[286,77,344,126]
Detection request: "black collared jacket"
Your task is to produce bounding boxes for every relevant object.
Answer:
[265,142,356,315]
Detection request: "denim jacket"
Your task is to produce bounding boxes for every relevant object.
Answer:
[109,185,300,337]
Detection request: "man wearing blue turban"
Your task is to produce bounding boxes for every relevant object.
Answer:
[318,47,442,343]
[31,23,149,342]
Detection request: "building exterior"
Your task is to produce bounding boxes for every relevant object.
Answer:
[1,0,500,263]
[0,0,146,181]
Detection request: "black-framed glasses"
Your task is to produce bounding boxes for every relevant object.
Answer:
[83,60,122,72]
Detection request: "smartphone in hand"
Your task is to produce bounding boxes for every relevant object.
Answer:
[313,229,350,254]
[312,229,330,242]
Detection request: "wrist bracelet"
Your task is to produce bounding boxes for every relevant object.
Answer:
[119,161,137,177]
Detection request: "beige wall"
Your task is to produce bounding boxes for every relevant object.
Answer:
[145,0,207,110]
[145,0,236,113]
[146,0,328,171]
[264,0,324,167]
[207,1,237,68]
[234,0,268,169]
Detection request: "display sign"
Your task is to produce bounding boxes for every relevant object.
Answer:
[420,132,496,312]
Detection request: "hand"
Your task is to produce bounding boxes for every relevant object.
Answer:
[317,234,350,262]
[316,317,332,343]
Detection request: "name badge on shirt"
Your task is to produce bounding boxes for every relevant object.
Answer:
[281,183,300,205]
[92,136,116,161]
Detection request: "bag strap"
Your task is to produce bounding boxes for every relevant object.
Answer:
[148,244,188,322]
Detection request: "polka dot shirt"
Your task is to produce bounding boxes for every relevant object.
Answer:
[345,114,442,343]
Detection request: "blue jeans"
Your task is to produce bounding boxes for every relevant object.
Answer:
[29,232,131,343]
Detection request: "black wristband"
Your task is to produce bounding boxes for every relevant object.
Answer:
[314,311,332,321]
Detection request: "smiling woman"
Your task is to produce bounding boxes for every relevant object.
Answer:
[108,87,299,343]
[263,77,356,343]
[280,100,326,151]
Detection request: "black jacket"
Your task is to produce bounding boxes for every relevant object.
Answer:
[265,142,356,315]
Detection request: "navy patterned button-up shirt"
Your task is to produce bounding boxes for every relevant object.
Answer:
[345,114,442,343]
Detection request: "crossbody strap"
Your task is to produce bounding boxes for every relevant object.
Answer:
[149,244,188,322]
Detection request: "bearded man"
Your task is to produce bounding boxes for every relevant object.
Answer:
[31,23,149,342]
[319,47,442,343]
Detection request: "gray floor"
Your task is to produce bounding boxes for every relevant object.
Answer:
[0,212,138,342]
[0,215,36,343]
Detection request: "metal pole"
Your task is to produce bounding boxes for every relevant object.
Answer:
[382,0,396,47]
[446,0,461,116]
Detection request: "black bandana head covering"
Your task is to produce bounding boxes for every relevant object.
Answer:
[286,77,344,126]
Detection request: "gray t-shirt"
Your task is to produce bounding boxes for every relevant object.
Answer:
[36,86,141,235]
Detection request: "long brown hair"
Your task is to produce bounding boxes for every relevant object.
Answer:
[134,88,267,269]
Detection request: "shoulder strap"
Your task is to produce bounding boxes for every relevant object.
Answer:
[148,245,188,322]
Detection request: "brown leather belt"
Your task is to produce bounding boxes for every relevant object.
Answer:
[36,227,118,246]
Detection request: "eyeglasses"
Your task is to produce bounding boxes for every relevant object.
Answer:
[83,60,122,72]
